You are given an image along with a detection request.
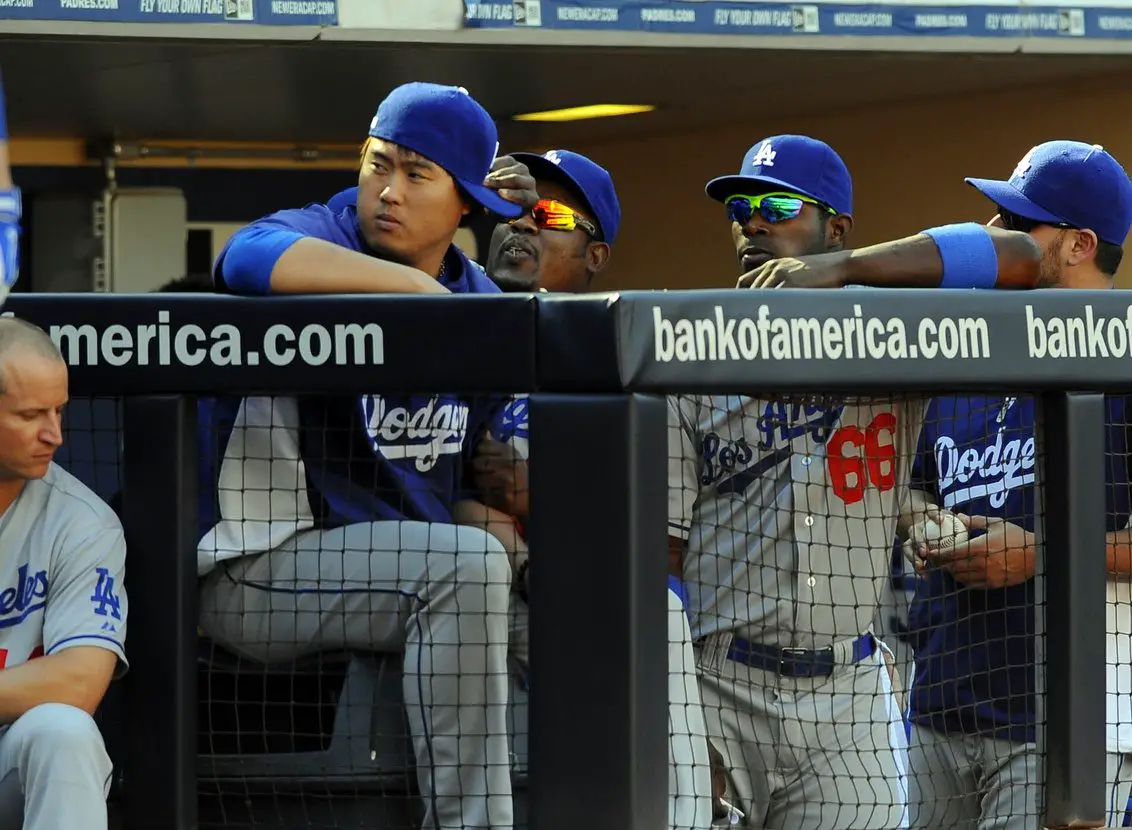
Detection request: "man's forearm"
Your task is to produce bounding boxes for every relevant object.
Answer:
[270,238,446,295]
[0,648,115,723]
[843,227,1041,290]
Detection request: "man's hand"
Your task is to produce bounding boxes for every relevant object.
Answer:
[737,250,853,289]
[472,433,529,519]
[921,514,1036,589]
[485,156,539,213]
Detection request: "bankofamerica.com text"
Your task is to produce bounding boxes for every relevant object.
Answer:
[653,304,991,362]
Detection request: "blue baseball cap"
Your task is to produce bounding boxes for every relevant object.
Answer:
[966,141,1132,246]
[368,82,523,220]
[509,149,622,245]
[705,135,853,216]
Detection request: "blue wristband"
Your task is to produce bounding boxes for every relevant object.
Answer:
[920,222,998,290]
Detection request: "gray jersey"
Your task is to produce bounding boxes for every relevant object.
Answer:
[668,395,925,650]
[0,464,128,674]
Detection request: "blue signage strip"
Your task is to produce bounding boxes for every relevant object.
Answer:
[464,0,1132,38]
[0,0,338,25]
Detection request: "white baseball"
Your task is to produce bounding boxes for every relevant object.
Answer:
[917,513,968,550]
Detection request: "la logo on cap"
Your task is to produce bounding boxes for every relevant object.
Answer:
[545,150,563,165]
[369,114,378,131]
[1013,147,1037,179]
[750,141,777,168]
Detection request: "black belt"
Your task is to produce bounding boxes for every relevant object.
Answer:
[701,633,877,678]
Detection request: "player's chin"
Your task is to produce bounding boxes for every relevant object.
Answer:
[363,230,416,265]
[490,267,540,294]
[21,456,54,479]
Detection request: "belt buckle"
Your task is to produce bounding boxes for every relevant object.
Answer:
[777,647,812,675]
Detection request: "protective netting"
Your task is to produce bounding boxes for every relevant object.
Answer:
[57,381,1128,829]
[195,390,530,829]
[53,396,128,810]
[666,392,1054,830]
[1104,394,1132,830]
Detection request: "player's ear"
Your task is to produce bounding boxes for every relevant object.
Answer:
[586,240,611,274]
[1066,227,1098,267]
[826,213,854,252]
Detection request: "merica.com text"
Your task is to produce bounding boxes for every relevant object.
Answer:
[2,311,385,368]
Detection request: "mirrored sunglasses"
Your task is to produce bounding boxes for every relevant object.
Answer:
[515,199,599,237]
[725,191,836,226]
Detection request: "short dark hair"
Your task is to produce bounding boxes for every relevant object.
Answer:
[1095,239,1124,277]
[157,274,214,293]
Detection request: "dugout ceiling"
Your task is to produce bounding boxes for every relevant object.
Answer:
[2,36,1132,147]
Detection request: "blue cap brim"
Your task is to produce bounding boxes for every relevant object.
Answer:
[463,181,525,220]
[705,174,825,207]
[964,177,1068,226]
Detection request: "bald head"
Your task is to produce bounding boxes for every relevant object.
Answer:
[0,318,63,395]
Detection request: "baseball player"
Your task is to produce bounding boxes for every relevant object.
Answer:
[0,317,129,830]
[197,83,538,830]
[672,135,919,830]
[473,147,722,829]
[0,71,20,307]
[892,142,1132,829]
[680,135,1042,829]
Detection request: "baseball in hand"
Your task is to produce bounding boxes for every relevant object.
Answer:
[916,513,969,550]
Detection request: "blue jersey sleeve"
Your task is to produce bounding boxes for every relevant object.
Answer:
[215,204,362,296]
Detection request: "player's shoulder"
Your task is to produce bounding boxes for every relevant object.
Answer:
[26,464,123,537]
[458,253,502,295]
[251,202,358,247]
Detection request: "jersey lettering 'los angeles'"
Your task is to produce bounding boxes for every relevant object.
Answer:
[198,203,507,575]
[0,464,129,674]
[907,395,1132,743]
[669,394,927,650]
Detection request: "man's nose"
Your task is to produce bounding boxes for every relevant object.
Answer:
[40,414,63,447]
[380,173,407,204]
[511,214,539,235]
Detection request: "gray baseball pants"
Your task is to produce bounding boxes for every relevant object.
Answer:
[696,636,908,829]
[0,702,113,830]
[199,520,514,830]
[907,724,1132,829]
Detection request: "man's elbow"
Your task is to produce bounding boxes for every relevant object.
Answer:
[222,225,304,296]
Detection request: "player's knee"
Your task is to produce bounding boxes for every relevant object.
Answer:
[10,703,111,780]
[452,526,513,593]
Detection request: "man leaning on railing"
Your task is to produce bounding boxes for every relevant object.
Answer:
[194,81,539,830]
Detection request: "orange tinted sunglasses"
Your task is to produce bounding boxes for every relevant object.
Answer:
[516,199,599,238]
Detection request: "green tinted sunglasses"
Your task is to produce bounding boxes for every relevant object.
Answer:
[726,192,837,225]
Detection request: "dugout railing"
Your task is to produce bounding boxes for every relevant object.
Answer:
[3,288,1116,830]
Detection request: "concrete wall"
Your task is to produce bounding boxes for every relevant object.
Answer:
[563,70,1132,291]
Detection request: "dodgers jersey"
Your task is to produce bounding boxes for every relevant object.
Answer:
[198,202,507,575]
[669,394,927,649]
[906,395,1132,745]
[0,464,128,675]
